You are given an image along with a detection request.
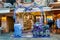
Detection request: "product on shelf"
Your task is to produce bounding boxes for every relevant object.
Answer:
[23,13,33,32]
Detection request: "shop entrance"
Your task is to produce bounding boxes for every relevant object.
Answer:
[53,13,60,34]
[46,12,54,33]
[46,15,54,32]
[1,16,14,32]
[0,18,1,27]
[7,16,14,32]
[16,12,34,32]
[46,11,60,34]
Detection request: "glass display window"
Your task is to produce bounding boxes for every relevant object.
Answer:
[23,13,34,31]
[16,12,34,32]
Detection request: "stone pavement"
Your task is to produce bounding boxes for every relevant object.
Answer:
[0,33,60,40]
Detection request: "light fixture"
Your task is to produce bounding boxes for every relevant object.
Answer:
[58,0,60,2]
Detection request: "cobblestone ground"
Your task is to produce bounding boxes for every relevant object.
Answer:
[0,32,60,40]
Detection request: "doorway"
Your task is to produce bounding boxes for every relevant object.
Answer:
[0,18,1,27]
[7,16,14,32]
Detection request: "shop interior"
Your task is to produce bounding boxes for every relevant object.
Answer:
[0,0,60,34]
[0,9,60,34]
[0,15,14,32]
[15,11,44,32]
[46,10,60,34]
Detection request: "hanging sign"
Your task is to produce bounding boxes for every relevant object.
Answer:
[15,8,25,13]
[43,7,51,11]
[31,8,40,12]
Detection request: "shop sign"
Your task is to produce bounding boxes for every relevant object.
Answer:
[0,8,10,13]
[31,7,51,12]
[15,8,25,13]
[31,8,40,12]
[43,7,51,11]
